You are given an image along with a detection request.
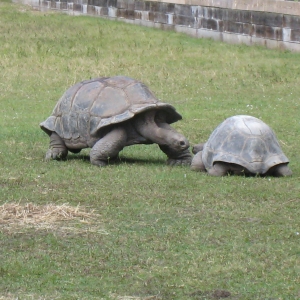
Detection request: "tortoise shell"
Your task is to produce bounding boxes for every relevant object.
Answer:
[40,76,182,147]
[202,115,289,174]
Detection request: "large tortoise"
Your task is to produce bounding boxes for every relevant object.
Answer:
[40,76,192,166]
[191,115,292,176]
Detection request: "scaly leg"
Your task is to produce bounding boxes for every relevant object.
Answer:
[45,132,68,160]
[90,126,127,167]
[191,151,206,172]
[207,162,230,176]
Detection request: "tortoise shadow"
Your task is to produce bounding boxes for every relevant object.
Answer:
[66,154,166,166]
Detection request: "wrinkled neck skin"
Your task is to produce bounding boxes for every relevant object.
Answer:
[133,110,189,152]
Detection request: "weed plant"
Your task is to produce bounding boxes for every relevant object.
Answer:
[0,1,299,299]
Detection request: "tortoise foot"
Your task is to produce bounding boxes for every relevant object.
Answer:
[45,148,68,161]
[90,159,108,167]
[167,156,192,166]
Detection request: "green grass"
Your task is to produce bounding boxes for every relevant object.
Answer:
[0,2,300,299]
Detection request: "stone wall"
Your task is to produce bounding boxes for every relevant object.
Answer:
[20,0,300,51]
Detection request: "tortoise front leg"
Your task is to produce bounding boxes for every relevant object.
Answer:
[90,126,127,167]
[191,151,206,172]
[45,132,68,161]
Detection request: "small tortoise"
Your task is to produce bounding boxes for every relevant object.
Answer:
[40,76,192,166]
[191,115,292,176]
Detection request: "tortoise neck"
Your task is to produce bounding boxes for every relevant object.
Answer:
[133,110,173,145]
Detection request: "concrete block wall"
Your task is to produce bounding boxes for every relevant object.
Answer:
[18,0,300,51]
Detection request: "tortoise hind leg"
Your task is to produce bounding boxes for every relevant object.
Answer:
[208,162,230,176]
[209,162,251,176]
[45,132,68,160]
[267,163,292,177]
[90,126,127,167]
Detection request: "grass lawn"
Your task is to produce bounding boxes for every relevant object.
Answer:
[0,1,299,299]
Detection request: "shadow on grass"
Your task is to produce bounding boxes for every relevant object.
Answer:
[66,154,166,166]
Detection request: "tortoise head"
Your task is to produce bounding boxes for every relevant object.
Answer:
[163,130,190,152]
[133,109,189,150]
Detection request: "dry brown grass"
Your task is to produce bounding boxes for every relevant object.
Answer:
[0,202,98,225]
[109,294,161,300]
[0,293,61,300]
